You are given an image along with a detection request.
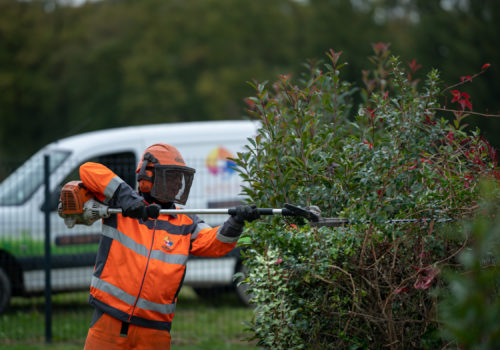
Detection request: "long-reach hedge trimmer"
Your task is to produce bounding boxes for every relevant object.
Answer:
[57,181,346,228]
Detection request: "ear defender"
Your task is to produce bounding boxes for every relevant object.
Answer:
[139,179,152,193]
[139,169,154,193]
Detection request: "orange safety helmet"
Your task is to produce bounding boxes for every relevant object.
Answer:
[136,143,195,205]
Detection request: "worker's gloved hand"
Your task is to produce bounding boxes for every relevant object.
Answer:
[220,205,260,239]
[123,201,160,221]
[145,204,161,219]
[231,204,260,224]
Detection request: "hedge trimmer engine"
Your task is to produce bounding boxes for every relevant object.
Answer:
[58,181,110,228]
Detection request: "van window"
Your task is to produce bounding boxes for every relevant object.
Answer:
[94,152,137,188]
[60,152,137,189]
[0,150,70,205]
[39,152,137,212]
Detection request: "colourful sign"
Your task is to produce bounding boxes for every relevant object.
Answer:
[206,147,236,176]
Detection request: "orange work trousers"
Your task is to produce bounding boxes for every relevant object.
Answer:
[84,311,171,350]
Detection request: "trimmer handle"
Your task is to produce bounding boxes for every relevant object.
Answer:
[227,204,320,222]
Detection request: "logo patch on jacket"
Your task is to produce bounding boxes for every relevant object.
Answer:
[162,235,174,251]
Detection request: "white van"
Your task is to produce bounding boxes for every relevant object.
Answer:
[0,120,258,313]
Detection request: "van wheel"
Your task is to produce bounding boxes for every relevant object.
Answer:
[0,268,12,314]
[193,286,227,299]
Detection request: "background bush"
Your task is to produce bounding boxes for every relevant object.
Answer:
[438,181,500,349]
[235,45,499,349]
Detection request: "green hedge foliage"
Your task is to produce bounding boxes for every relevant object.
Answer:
[234,45,499,349]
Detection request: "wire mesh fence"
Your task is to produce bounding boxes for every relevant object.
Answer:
[0,150,253,346]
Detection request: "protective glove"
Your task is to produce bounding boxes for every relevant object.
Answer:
[219,205,260,239]
[231,204,260,224]
[123,201,160,221]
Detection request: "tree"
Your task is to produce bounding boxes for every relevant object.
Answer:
[1,0,499,162]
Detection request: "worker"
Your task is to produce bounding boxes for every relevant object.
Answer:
[81,143,260,350]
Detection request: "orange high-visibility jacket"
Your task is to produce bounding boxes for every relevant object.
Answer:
[80,162,238,332]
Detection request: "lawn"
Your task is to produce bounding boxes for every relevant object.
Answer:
[0,287,258,350]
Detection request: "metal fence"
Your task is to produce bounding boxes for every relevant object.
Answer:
[0,153,248,345]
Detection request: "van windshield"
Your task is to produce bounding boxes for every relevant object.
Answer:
[0,150,70,206]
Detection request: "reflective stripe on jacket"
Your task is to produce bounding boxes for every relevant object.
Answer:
[79,162,238,331]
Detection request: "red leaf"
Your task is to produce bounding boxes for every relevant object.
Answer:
[327,49,343,66]
[244,98,256,110]
[450,90,461,103]
[371,42,390,55]
[383,91,389,101]
[279,74,292,83]
[465,99,472,111]
[482,63,491,70]
[414,266,440,290]
[460,75,472,83]
[424,114,436,125]
[446,131,454,142]
[367,108,376,119]
[408,59,422,74]
[463,173,474,188]
[394,287,410,294]
[459,99,472,111]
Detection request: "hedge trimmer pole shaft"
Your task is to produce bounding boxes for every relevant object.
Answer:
[107,208,287,215]
[108,203,322,222]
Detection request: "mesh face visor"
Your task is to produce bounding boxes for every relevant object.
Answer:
[151,165,195,205]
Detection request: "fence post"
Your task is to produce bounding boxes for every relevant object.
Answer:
[44,154,52,343]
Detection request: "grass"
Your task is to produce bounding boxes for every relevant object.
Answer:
[0,287,259,350]
[0,236,98,256]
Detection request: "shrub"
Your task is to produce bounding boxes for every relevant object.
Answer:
[235,45,498,349]
[438,181,500,349]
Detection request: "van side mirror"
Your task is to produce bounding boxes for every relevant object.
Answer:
[40,187,61,212]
